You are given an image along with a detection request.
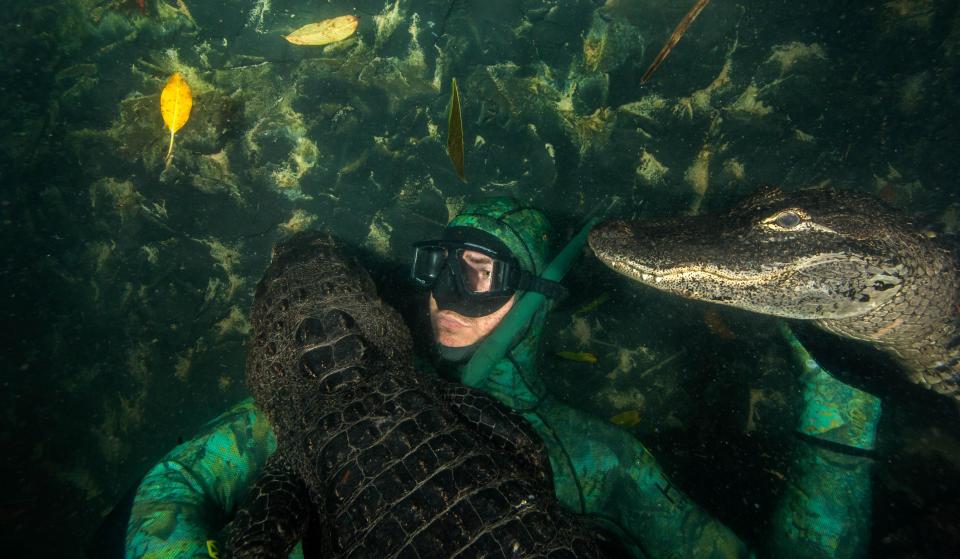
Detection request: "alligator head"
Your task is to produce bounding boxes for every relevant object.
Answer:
[589,187,960,398]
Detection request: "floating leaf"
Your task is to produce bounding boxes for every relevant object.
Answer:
[557,351,598,364]
[284,15,359,46]
[610,410,642,427]
[446,77,465,181]
[160,72,193,163]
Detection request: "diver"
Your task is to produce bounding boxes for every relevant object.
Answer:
[119,197,881,559]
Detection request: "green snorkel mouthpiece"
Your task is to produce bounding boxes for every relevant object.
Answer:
[461,199,618,388]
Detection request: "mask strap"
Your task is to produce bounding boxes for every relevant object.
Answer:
[517,274,568,301]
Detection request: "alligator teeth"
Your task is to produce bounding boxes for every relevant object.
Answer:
[654,276,662,283]
[641,273,652,281]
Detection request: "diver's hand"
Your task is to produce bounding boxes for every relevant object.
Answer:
[780,323,882,451]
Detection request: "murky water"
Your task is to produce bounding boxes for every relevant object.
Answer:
[3,0,959,556]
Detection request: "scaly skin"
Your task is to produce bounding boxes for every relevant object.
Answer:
[230,231,606,558]
[589,187,960,401]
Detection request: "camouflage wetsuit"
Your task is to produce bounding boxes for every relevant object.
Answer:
[125,198,881,559]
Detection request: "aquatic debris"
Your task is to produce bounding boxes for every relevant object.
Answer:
[635,148,669,187]
[569,315,593,348]
[403,13,428,75]
[446,77,465,181]
[640,0,713,84]
[684,144,713,215]
[602,343,654,381]
[445,195,466,222]
[200,238,244,302]
[582,11,643,73]
[216,306,251,338]
[217,375,233,393]
[729,83,773,117]
[248,0,271,33]
[721,158,746,182]
[374,0,403,48]
[279,209,317,234]
[703,307,736,340]
[609,409,642,427]
[574,293,610,315]
[364,211,393,256]
[557,351,598,364]
[160,72,193,164]
[174,0,197,28]
[766,42,826,77]
[284,16,359,46]
[619,94,668,122]
[89,177,143,224]
[873,163,920,205]
[560,106,617,157]
[636,350,684,379]
[174,347,194,381]
[673,51,733,117]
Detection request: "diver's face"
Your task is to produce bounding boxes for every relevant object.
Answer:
[429,292,516,347]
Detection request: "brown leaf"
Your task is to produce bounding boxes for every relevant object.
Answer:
[446,78,465,181]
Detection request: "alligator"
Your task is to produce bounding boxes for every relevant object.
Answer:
[588,187,960,402]
[227,231,607,558]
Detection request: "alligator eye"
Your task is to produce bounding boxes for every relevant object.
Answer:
[774,211,801,229]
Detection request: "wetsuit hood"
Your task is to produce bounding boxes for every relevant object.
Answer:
[433,198,552,408]
[445,198,550,276]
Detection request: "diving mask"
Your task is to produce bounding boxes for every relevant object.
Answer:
[412,228,565,318]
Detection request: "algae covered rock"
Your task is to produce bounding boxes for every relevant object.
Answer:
[582,11,643,74]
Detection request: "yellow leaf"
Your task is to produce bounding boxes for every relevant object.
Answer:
[556,351,598,364]
[446,77,465,181]
[284,15,359,46]
[160,72,193,162]
[610,410,642,427]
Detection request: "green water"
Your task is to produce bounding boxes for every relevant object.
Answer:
[3,0,959,556]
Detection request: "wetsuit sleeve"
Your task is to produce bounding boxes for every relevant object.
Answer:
[765,324,881,559]
[545,324,878,559]
[480,325,876,559]
[525,398,754,559]
[475,347,754,558]
[125,398,278,559]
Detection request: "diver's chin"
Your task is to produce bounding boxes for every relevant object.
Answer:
[435,328,475,348]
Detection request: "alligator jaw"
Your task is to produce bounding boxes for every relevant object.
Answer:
[588,216,877,319]
[588,188,960,403]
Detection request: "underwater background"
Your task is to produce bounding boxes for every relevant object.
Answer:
[3,0,960,556]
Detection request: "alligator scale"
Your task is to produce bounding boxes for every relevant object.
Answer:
[589,187,960,402]
[228,232,605,558]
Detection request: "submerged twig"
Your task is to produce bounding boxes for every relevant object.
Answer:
[640,0,713,84]
[636,350,684,378]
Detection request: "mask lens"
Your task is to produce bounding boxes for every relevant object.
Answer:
[412,246,447,286]
[458,249,504,294]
